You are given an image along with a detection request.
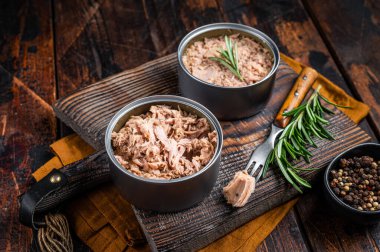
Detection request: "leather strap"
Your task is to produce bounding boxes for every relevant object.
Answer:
[19,169,68,230]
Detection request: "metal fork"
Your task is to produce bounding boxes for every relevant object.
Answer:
[245,124,283,178]
[244,67,319,182]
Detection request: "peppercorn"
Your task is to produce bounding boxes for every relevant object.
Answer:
[360,156,373,167]
[329,155,380,212]
[333,188,340,195]
[340,159,348,167]
[344,195,353,203]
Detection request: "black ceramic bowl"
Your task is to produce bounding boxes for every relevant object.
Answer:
[105,95,223,212]
[177,23,280,120]
[323,143,380,224]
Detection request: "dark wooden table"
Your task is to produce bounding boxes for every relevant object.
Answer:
[1,0,379,251]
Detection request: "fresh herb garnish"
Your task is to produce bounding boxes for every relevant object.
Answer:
[209,35,244,82]
[261,85,351,193]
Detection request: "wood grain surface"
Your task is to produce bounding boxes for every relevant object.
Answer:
[53,55,371,251]
[51,0,380,249]
[304,0,380,138]
[138,112,369,251]
[53,55,299,150]
[1,0,380,251]
[0,1,56,251]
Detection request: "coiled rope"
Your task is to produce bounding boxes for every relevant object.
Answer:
[37,213,73,252]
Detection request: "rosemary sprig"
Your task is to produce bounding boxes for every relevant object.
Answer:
[209,35,244,82]
[260,86,351,193]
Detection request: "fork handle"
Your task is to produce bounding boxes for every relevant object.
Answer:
[274,67,318,128]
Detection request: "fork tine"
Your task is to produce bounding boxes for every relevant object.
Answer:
[244,154,256,171]
[249,162,262,176]
[256,165,265,179]
[244,124,283,179]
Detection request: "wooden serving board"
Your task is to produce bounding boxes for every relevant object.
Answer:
[54,53,371,251]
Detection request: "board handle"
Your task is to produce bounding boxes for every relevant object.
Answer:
[19,150,110,229]
[274,67,318,128]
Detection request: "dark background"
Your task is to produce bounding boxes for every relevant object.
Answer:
[1,0,379,251]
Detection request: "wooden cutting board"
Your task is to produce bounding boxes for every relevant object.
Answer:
[54,53,371,251]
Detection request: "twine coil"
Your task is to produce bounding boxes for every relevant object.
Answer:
[37,213,73,252]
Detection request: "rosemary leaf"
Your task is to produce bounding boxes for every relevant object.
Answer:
[209,35,244,82]
[209,57,241,78]
[319,94,352,108]
[263,85,351,192]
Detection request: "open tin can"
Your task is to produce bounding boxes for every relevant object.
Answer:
[178,23,280,120]
[105,95,223,212]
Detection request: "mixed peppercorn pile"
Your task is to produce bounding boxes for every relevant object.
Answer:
[329,155,380,211]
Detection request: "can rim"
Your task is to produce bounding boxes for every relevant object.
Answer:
[105,95,223,184]
[177,22,280,90]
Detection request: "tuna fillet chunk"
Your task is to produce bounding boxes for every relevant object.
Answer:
[182,34,273,87]
[223,170,255,207]
[111,105,217,180]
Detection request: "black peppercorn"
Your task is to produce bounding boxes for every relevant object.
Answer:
[333,188,340,195]
[344,195,353,203]
[329,155,380,212]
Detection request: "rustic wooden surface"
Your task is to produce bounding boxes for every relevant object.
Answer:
[1,0,379,251]
[54,54,370,251]
[136,111,369,251]
[53,54,373,250]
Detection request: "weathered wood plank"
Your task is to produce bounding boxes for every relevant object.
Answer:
[53,0,166,138]
[0,0,56,251]
[54,0,158,97]
[126,1,314,247]
[135,90,370,251]
[53,54,371,251]
[256,209,310,252]
[54,55,295,150]
[295,182,379,252]
[53,0,379,251]
[53,1,311,248]
[214,1,375,248]
[215,0,379,250]
[0,0,56,104]
[304,0,380,138]
[298,0,380,250]
[216,0,377,138]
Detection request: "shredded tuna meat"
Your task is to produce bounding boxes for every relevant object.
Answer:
[111,105,217,179]
[182,34,273,87]
[223,170,255,207]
